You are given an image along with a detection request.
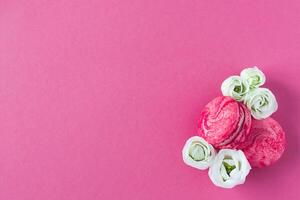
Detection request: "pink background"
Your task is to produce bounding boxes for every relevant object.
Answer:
[0,0,300,199]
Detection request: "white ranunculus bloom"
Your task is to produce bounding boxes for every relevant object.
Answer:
[240,67,266,89]
[221,76,249,101]
[244,88,278,119]
[182,136,216,170]
[208,149,251,189]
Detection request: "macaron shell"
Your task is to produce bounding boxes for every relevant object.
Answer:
[242,117,286,168]
[219,103,252,149]
[198,96,240,147]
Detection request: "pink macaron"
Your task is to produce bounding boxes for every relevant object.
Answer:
[242,117,286,168]
[198,96,252,149]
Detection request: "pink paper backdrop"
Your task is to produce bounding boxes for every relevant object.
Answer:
[0,0,300,199]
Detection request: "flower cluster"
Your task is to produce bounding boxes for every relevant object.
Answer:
[221,67,278,119]
[182,136,251,188]
[182,67,285,189]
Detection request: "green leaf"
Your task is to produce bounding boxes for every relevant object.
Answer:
[223,161,236,175]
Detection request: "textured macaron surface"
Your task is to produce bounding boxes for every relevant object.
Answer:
[242,117,286,168]
[220,103,252,149]
[198,96,251,149]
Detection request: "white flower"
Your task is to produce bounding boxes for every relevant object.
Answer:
[182,136,216,170]
[240,67,266,89]
[244,88,278,119]
[208,149,251,189]
[221,76,249,101]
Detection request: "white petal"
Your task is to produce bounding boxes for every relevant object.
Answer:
[208,149,251,189]
[221,76,249,102]
[244,88,278,119]
[240,67,266,89]
[182,136,216,170]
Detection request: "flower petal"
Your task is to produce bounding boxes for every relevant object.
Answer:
[182,136,216,170]
[208,149,251,189]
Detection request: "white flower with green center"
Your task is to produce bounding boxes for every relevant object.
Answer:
[221,76,249,101]
[244,88,278,119]
[240,67,266,89]
[208,149,251,189]
[182,136,216,170]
